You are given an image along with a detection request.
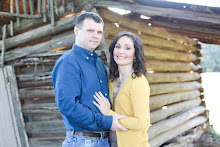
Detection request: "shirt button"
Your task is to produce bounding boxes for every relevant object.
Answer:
[105,93,107,96]
[91,53,93,56]
[100,80,102,83]
[86,57,89,60]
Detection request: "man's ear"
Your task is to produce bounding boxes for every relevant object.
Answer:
[74,26,79,35]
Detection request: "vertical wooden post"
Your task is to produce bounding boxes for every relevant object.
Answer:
[10,0,14,36]
[22,0,27,14]
[55,0,58,14]
[1,25,6,68]
[43,0,47,22]
[47,0,50,14]
[70,0,74,12]
[38,0,42,14]
[3,66,30,147]
[50,0,55,26]
[29,0,34,15]
[15,0,20,27]
[62,0,66,12]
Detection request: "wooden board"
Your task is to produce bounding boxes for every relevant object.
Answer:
[0,67,28,147]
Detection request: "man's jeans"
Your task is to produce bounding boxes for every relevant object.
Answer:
[62,131,110,147]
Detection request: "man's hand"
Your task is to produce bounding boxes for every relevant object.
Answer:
[111,115,128,131]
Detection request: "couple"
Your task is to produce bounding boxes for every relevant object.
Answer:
[52,12,150,147]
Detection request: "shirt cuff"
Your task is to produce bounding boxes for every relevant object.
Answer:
[101,115,113,129]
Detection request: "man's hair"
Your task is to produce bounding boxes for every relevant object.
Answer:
[109,31,146,81]
[75,12,104,29]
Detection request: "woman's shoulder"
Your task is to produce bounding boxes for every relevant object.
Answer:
[132,74,149,84]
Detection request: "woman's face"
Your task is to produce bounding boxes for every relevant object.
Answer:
[113,36,136,67]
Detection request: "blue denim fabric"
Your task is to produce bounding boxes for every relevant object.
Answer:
[62,131,110,147]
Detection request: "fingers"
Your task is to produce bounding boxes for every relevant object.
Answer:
[92,101,100,109]
[118,124,128,131]
[115,115,127,119]
[95,92,105,103]
[93,95,102,104]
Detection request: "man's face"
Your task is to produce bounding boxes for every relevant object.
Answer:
[74,18,103,52]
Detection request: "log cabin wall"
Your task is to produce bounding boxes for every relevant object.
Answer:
[0,0,208,147]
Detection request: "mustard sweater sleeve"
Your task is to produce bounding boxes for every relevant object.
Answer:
[108,76,150,131]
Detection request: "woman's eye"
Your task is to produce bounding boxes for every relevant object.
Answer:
[115,45,120,49]
[125,47,131,50]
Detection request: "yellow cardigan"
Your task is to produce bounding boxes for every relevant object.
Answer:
[107,74,150,147]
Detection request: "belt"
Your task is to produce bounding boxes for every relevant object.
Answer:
[69,131,109,138]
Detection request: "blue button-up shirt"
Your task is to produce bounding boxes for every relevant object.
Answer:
[52,44,113,132]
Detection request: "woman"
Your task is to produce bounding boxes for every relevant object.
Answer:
[93,31,150,147]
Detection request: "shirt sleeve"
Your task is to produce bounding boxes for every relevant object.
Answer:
[52,58,113,130]
[107,76,150,131]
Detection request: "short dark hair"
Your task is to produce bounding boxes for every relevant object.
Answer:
[75,12,104,29]
[109,31,146,81]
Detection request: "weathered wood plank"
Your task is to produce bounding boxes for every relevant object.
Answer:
[147,60,200,72]
[99,8,197,46]
[150,98,202,123]
[150,90,200,110]
[0,68,22,147]
[1,25,6,67]
[4,31,74,62]
[148,106,206,140]
[94,1,220,25]
[0,12,41,19]
[22,103,60,116]
[105,23,198,52]
[150,81,201,96]
[0,15,77,51]
[19,86,55,99]
[147,72,200,84]
[149,116,207,147]
[25,120,66,134]
[29,137,64,147]
[3,66,29,147]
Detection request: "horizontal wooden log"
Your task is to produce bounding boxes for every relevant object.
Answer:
[150,90,200,110]
[0,15,77,51]
[165,125,207,147]
[25,120,65,134]
[150,81,201,96]
[147,72,200,84]
[94,1,220,25]
[19,86,55,99]
[148,106,206,140]
[147,60,200,72]
[17,72,52,81]
[149,116,207,147]
[104,23,197,52]
[29,137,64,147]
[22,103,60,116]
[0,12,41,19]
[150,98,202,123]
[98,8,197,46]
[144,46,197,62]
[13,59,56,67]
[5,31,74,62]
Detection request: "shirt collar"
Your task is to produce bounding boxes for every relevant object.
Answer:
[72,44,98,59]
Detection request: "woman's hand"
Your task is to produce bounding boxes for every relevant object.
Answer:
[93,91,111,115]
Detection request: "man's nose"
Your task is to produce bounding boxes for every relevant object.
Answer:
[92,32,99,38]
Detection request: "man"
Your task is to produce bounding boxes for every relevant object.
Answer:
[52,12,127,147]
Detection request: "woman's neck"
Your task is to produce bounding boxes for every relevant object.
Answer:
[118,65,134,81]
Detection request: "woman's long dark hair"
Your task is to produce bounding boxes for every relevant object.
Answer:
[109,31,146,81]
